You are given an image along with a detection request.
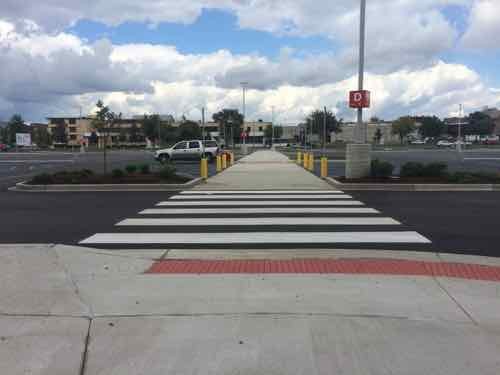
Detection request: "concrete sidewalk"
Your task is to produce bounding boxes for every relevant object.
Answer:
[2,244,500,374]
[2,151,500,374]
[194,150,332,190]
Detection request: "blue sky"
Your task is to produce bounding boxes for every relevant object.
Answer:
[1,1,499,122]
[70,9,338,58]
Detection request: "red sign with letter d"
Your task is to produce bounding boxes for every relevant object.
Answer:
[349,90,371,108]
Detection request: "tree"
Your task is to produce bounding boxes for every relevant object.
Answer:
[212,109,244,146]
[91,100,121,174]
[370,116,381,123]
[178,120,201,140]
[32,126,51,147]
[0,126,7,143]
[373,128,383,144]
[468,112,495,136]
[142,114,161,143]
[305,109,342,145]
[392,116,416,144]
[6,114,28,144]
[264,125,284,143]
[129,123,140,143]
[418,116,446,138]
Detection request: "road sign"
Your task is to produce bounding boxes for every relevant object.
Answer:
[349,90,371,108]
[16,133,31,147]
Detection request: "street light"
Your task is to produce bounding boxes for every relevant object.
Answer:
[241,82,248,153]
[356,0,367,143]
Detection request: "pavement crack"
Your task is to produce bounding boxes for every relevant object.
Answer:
[432,274,478,326]
[79,318,92,375]
[53,247,95,318]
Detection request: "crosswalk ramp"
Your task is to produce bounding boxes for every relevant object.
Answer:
[79,190,432,249]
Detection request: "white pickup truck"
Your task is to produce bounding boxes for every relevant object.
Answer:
[155,140,219,163]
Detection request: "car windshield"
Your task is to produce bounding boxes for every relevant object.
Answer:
[203,141,217,147]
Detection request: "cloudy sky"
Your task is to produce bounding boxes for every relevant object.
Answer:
[1,0,499,124]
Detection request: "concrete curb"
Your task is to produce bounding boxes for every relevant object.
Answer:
[9,177,204,192]
[324,177,498,191]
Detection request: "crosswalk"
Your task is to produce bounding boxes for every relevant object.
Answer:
[79,190,432,249]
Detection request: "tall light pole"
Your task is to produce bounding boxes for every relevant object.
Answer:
[457,104,463,155]
[346,0,371,179]
[271,106,275,147]
[323,106,327,155]
[356,0,367,143]
[241,82,248,152]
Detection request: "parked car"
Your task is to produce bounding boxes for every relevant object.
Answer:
[410,140,426,145]
[0,143,9,152]
[436,140,455,147]
[155,140,219,163]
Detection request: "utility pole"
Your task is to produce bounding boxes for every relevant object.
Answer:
[457,104,463,154]
[346,0,371,179]
[271,106,275,147]
[241,82,248,153]
[356,0,367,143]
[201,107,205,145]
[323,106,327,155]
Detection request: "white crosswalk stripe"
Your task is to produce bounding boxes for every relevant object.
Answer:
[157,201,364,206]
[170,194,352,200]
[181,190,342,194]
[81,232,431,245]
[140,208,381,215]
[79,190,432,248]
[117,217,401,226]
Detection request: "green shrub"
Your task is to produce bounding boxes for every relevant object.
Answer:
[422,162,448,177]
[30,173,53,185]
[371,159,394,178]
[447,172,500,184]
[159,164,176,180]
[139,164,151,174]
[125,164,137,174]
[400,162,425,178]
[112,169,125,178]
[82,169,94,176]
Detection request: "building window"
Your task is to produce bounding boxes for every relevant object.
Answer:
[69,119,76,125]
[70,135,77,140]
[69,127,77,133]
[259,126,263,132]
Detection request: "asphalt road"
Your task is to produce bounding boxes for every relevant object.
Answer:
[0,190,499,257]
[0,150,215,190]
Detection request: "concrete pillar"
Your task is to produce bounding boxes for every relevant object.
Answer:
[345,144,371,179]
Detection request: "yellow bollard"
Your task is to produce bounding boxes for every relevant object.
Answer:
[200,158,208,180]
[216,155,222,172]
[297,151,302,164]
[222,153,227,170]
[308,153,315,171]
[229,151,235,166]
[303,152,309,169]
[320,157,328,178]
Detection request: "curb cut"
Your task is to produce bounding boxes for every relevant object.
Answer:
[9,177,204,193]
[324,177,498,192]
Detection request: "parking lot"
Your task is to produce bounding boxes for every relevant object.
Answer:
[0,149,216,190]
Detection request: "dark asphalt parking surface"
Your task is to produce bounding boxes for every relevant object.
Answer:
[0,190,499,257]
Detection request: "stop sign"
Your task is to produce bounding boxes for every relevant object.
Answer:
[349,90,371,108]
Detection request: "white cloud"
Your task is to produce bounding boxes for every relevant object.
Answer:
[0,17,499,124]
[461,0,500,49]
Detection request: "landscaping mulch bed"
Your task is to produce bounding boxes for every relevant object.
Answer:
[27,171,190,185]
[338,175,500,184]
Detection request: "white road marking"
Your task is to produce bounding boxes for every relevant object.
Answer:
[117,217,400,226]
[157,201,365,207]
[140,207,380,215]
[0,160,75,163]
[80,231,431,244]
[182,190,342,194]
[170,194,352,200]
[464,158,500,161]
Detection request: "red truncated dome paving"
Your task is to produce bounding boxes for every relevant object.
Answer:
[146,258,500,282]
